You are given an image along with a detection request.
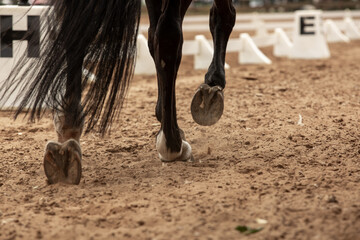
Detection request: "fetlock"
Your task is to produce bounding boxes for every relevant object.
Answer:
[54,111,84,143]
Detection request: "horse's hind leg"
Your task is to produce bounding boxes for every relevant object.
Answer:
[44,50,84,185]
[191,0,235,126]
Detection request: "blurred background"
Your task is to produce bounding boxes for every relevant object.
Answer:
[0,0,49,5]
[192,0,360,12]
[1,0,360,12]
[0,0,360,13]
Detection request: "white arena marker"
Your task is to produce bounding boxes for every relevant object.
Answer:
[194,35,230,70]
[194,35,214,70]
[289,10,330,59]
[135,34,156,75]
[251,15,275,48]
[0,6,48,109]
[344,17,360,40]
[344,8,352,19]
[254,18,268,39]
[252,34,275,48]
[238,33,272,65]
[323,19,350,43]
[273,28,293,57]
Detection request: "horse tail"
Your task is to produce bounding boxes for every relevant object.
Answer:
[0,0,141,134]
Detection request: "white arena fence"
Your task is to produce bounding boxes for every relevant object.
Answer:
[140,10,360,33]
[136,9,360,73]
[1,6,360,108]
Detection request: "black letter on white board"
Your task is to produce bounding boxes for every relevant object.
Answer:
[0,15,40,58]
[300,16,315,35]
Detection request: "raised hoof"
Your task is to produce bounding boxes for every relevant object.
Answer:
[191,83,224,126]
[44,139,82,185]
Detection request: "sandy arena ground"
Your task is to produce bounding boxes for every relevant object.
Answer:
[1,30,360,239]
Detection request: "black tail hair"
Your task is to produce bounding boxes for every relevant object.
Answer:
[0,0,141,134]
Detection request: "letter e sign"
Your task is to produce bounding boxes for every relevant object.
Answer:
[300,16,315,35]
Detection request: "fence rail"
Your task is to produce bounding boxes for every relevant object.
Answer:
[191,1,360,12]
[140,10,360,33]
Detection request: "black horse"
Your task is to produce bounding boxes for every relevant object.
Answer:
[0,0,235,184]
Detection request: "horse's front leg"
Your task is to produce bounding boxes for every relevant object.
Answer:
[150,0,192,162]
[191,0,236,126]
[43,50,84,184]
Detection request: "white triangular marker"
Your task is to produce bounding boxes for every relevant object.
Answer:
[239,33,272,65]
[135,34,156,75]
[273,28,293,57]
[344,17,360,40]
[194,35,230,70]
[324,19,350,43]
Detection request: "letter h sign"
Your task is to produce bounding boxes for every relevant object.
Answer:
[0,15,40,58]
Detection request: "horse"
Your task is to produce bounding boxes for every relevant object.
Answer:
[0,0,236,184]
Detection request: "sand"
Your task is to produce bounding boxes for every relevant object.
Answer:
[1,35,360,239]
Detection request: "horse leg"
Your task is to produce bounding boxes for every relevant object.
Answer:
[147,0,192,127]
[145,0,162,122]
[148,0,192,162]
[43,50,84,184]
[191,0,236,126]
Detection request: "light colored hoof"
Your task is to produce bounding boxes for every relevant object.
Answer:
[159,140,193,162]
[44,139,82,185]
[156,130,193,162]
[191,83,224,126]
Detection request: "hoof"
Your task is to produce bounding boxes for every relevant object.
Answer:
[156,130,193,162]
[191,83,224,126]
[160,140,193,162]
[44,139,82,185]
